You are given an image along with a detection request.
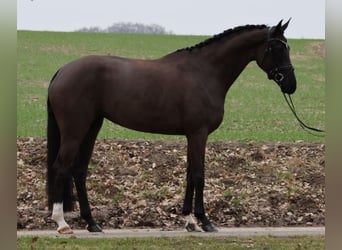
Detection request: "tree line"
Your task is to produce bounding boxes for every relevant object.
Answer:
[76,22,173,35]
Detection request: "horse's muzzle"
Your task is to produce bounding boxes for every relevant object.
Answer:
[268,64,297,94]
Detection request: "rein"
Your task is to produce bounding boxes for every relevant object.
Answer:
[283,93,325,136]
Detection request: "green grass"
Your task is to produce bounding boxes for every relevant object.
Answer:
[17,31,325,141]
[17,236,325,250]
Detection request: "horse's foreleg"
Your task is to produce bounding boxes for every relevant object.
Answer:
[182,163,194,215]
[183,163,202,232]
[186,131,218,233]
[193,173,218,232]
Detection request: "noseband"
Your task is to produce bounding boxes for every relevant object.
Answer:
[267,63,294,84]
[263,37,295,88]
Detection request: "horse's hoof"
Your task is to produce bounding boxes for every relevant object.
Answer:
[185,222,202,232]
[202,223,218,233]
[185,223,202,232]
[185,215,202,232]
[87,224,103,233]
[57,226,73,234]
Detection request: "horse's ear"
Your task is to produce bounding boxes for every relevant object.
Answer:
[272,19,290,37]
[276,19,283,30]
[281,18,291,32]
[272,19,283,36]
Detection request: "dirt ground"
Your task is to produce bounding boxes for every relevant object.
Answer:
[17,138,324,231]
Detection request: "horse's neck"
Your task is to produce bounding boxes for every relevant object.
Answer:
[197,29,267,89]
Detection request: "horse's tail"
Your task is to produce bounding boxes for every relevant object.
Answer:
[47,71,75,212]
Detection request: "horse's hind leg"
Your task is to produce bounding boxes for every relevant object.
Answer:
[73,118,103,232]
[50,119,100,234]
[51,139,82,234]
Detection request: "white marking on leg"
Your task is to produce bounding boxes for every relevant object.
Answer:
[52,203,73,234]
[185,214,202,232]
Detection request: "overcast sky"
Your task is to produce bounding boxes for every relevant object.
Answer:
[17,0,325,38]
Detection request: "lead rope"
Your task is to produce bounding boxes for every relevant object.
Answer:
[283,93,325,137]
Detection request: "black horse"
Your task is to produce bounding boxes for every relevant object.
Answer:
[47,20,296,234]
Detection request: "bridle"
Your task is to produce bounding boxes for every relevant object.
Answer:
[262,36,295,89]
[261,31,325,136]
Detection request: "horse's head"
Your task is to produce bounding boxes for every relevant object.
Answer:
[257,19,297,94]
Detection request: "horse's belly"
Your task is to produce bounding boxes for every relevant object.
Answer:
[105,105,223,136]
[105,109,185,135]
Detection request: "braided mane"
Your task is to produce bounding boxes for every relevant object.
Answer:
[177,24,268,52]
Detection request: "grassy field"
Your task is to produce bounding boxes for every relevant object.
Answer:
[17,31,325,141]
[17,235,325,250]
[17,31,325,248]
